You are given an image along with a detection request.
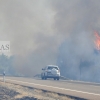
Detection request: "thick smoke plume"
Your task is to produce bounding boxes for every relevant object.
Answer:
[52,0,100,82]
[0,0,61,75]
[1,0,100,81]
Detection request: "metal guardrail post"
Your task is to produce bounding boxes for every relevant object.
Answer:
[3,71,5,82]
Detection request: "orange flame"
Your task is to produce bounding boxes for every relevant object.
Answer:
[94,31,100,50]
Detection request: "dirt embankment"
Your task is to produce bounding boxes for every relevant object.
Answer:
[0,81,86,100]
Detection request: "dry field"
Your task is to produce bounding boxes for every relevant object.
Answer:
[0,81,85,100]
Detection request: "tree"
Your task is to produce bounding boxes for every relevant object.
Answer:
[0,54,16,75]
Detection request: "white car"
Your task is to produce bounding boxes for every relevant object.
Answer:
[41,65,60,80]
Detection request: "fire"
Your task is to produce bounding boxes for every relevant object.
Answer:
[94,31,100,50]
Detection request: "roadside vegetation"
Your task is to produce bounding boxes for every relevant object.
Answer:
[0,81,85,100]
[0,54,16,75]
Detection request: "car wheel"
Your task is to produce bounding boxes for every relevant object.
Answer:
[57,77,59,80]
[43,74,47,80]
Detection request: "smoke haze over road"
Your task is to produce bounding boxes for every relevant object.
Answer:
[1,0,100,81]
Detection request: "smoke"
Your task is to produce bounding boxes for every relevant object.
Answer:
[0,0,64,76]
[51,0,100,82]
[1,0,100,80]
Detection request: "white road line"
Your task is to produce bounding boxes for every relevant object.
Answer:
[4,78,100,96]
[33,78,100,88]
[60,80,100,87]
[59,80,100,88]
[32,77,100,88]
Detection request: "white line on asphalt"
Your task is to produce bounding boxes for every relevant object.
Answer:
[33,78,100,88]
[59,80,100,88]
[60,80,100,87]
[4,78,100,96]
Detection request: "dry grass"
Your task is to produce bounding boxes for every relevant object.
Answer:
[0,81,75,100]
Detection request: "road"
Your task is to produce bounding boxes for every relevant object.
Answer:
[0,76,100,100]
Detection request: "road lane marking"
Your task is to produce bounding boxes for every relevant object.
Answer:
[2,77,100,88]
[33,78,100,88]
[32,77,100,88]
[41,78,100,88]
[59,80,100,87]
[59,80,100,88]
[3,78,100,96]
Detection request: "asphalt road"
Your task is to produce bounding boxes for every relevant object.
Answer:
[0,76,100,100]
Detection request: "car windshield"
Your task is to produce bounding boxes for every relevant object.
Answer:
[47,66,58,70]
